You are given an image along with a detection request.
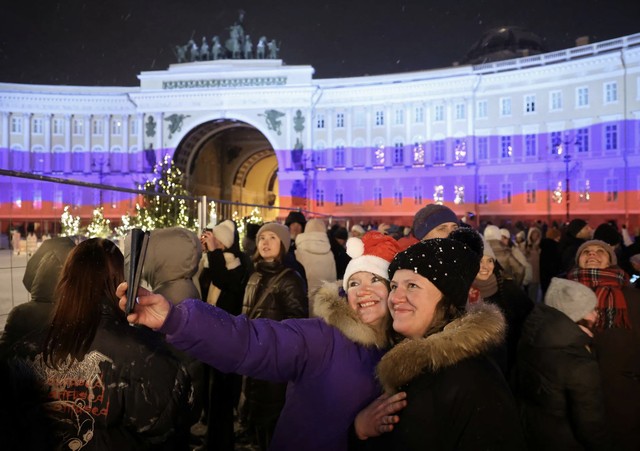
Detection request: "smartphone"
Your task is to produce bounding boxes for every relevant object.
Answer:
[631,274,639,284]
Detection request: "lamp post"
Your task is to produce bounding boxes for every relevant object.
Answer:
[553,133,580,223]
[92,156,109,207]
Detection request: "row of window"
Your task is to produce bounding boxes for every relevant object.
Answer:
[313,179,618,207]
[9,150,152,174]
[315,81,622,129]
[308,125,620,168]
[9,116,140,136]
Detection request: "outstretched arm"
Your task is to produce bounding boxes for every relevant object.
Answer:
[116,282,172,330]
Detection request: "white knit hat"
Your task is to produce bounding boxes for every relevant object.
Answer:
[213,220,235,249]
[350,224,366,237]
[499,228,510,239]
[484,225,502,241]
[342,231,401,291]
[482,237,496,259]
[545,278,597,322]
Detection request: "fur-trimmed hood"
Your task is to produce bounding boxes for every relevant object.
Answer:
[310,280,391,349]
[377,302,505,393]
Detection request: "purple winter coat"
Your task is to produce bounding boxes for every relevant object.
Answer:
[159,281,390,451]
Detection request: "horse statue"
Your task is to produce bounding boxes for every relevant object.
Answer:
[199,37,209,61]
[175,45,187,63]
[187,39,199,62]
[256,36,267,59]
[243,35,253,59]
[211,36,223,60]
[267,39,279,59]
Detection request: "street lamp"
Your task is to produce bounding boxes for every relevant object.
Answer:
[552,133,580,223]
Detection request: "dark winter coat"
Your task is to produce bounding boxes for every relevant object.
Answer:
[241,259,308,431]
[199,248,247,315]
[539,237,561,294]
[593,286,640,450]
[0,237,75,355]
[516,303,612,450]
[375,303,526,451]
[2,307,193,451]
[558,235,586,276]
[159,281,389,451]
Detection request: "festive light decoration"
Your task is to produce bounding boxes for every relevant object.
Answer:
[454,185,465,205]
[433,185,444,204]
[132,155,199,231]
[552,181,563,204]
[86,207,111,238]
[60,206,81,237]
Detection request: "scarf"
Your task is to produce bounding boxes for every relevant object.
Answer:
[468,275,498,304]
[567,267,631,330]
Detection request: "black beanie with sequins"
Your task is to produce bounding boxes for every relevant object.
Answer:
[388,228,483,308]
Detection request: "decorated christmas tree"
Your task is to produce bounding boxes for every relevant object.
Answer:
[133,155,199,231]
[86,207,112,238]
[60,206,81,237]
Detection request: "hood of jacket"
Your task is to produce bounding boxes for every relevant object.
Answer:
[22,237,75,303]
[311,280,390,349]
[519,303,591,349]
[295,231,332,255]
[139,227,201,302]
[377,302,505,393]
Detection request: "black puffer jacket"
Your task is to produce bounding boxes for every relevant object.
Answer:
[3,307,193,451]
[515,304,612,450]
[241,259,308,431]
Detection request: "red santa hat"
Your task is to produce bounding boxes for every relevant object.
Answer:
[342,231,401,291]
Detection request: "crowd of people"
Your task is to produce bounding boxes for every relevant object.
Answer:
[0,205,639,450]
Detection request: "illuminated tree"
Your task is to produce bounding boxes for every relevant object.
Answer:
[60,206,81,237]
[86,207,112,238]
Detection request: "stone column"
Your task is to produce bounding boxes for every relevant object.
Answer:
[1,112,8,169]
[23,113,32,171]
[121,114,129,173]
[43,114,52,173]
[64,114,72,173]
[83,115,91,173]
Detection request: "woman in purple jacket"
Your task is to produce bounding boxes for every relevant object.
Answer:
[118,231,406,451]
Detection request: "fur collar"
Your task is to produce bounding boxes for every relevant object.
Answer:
[377,303,505,393]
[311,280,390,349]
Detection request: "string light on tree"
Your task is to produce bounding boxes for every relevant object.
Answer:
[86,207,112,238]
[60,206,81,237]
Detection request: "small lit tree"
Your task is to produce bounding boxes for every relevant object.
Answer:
[86,207,111,238]
[134,155,199,231]
[60,206,81,237]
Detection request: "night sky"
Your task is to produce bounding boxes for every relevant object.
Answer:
[1,0,639,87]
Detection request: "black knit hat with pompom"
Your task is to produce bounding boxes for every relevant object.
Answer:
[388,228,483,308]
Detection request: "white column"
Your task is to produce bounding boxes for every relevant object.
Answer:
[365,108,372,167]
[156,113,164,157]
[103,114,111,173]
[346,108,353,168]
[121,114,129,173]
[385,104,392,169]
[1,112,8,169]
[445,100,453,164]
[84,115,91,173]
[64,114,72,173]
[23,113,32,170]
[136,113,144,172]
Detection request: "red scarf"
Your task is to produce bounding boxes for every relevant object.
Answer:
[567,267,631,330]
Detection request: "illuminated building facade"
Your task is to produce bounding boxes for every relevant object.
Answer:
[1,32,640,228]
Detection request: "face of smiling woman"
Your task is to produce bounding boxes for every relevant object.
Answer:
[475,256,495,281]
[578,244,611,269]
[346,271,390,329]
[388,269,443,339]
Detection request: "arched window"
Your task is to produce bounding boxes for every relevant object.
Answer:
[51,145,65,173]
[72,146,85,173]
[31,146,45,173]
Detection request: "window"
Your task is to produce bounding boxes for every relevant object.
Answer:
[477,137,489,160]
[73,119,84,135]
[394,109,404,125]
[578,179,591,203]
[500,97,512,116]
[454,139,466,162]
[550,91,563,111]
[111,119,122,135]
[604,82,618,103]
[478,184,488,204]
[476,100,488,119]
[375,110,384,126]
[53,118,63,135]
[525,182,537,204]
[413,185,423,205]
[72,146,84,172]
[32,118,43,135]
[130,118,138,135]
[434,105,444,122]
[11,146,24,171]
[576,128,589,153]
[92,119,103,135]
[393,142,404,166]
[11,116,23,133]
[393,188,403,206]
[373,187,383,206]
[334,145,345,168]
[605,124,618,151]
[110,147,122,173]
[33,188,42,210]
[606,178,618,202]
[500,136,512,158]
[550,131,562,154]
[31,146,45,173]
[525,134,537,157]
[576,87,589,107]
[455,103,465,120]
[53,189,63,210]
[335,190,344,207]
[336,113,345,128]
[354,111,365,128]
[313,148,326,168]
[51,146,65,173]
[315,189,325,207]
[316,114,325,129]
[433,140,445,164]
[501,183,512,204]
[413,142,424,165]
[414,107,424,123]
[524,95,536,113]
[373,142,385,167]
